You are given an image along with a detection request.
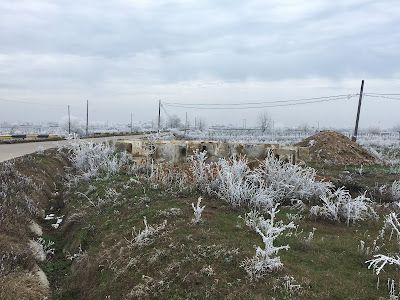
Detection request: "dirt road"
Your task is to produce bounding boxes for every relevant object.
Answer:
[0,135,144,163]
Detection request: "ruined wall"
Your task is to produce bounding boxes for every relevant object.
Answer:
[117,139,309,165]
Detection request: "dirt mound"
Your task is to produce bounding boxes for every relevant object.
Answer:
[295,130,379,165]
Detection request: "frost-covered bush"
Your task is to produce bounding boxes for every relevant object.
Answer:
[392,181,400,202]
[189,150,211,191]
[147,162,188,191]
[210,156,277,209]
[190,151,330,210]
[191,197,205,224]
[367,212,400,275]
[310,188,377,225]
[0,161,37,225]
[66,141,130,180]
[254,152,332,204]
[241,204,295,280]
[125,216,167,247]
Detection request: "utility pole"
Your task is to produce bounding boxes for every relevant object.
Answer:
[352,80,364,142]
[185,112,188,134]
[86,100,89,136]
[130,113,133,133]
[157,100,161,136]
[68,105,71,134]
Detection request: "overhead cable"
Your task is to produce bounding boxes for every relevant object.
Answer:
[0,98,66,107]
[163,94,356,107]
[163,95,355,110]
[363,94,400,101]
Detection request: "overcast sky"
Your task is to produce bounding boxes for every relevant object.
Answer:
[1,0,399,129]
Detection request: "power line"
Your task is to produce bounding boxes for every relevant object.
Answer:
[160,103,172,119]
[163,95,355,110]
[365,93,400,96]
[0,98,66,107]
[363,94,400,101]
[163,94,356,107]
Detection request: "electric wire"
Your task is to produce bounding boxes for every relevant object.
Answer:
[364,93,400,96]
[160,103,173,119]
[163,95,355,110]
[0,98,66,107]
[163,94,356,107]
[363,94,400,101]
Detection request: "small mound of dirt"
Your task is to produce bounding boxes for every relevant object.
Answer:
[295,130,379,165]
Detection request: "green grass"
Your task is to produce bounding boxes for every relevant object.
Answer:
[36,167,400,300]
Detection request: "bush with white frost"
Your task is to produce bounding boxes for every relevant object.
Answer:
[367,212,400,275]
[125,216,167,247]
[66,141,130,180]
[241,204,295,280]
[310,188,377,225]
[253,152,332,204]
[0,160,37,224]
[191,197,205,224]
[190,150,331,210]
[392,181,400,202]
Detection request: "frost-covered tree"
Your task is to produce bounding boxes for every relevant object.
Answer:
[168,114,182,129]
[197,118,207,131]
[367,125,381,135]
[59,115,86,136]
[257,111,273,133]
[393,123,400,134]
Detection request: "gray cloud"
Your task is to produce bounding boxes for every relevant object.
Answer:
[0,0,399,127]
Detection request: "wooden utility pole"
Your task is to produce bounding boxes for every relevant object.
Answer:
[86,100,89,136]
[68,105,71,134]
[352,80,364,142]
[157,100,161,136]
[130,113,133,133]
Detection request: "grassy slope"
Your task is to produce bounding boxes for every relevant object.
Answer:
[38,168,398,300]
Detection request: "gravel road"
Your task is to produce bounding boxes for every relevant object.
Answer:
[0,135,144,163]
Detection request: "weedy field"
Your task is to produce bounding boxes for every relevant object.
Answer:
[1,136,400,300]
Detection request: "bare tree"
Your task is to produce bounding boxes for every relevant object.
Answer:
[168,114,182,129]
[367,125,381,135]
[60,116,85,135]
[298,123,309,135]
[257,111,273,133]
[393,123,400,133]
[197,118,207,131]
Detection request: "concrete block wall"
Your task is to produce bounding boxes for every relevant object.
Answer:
[117,139,309,165]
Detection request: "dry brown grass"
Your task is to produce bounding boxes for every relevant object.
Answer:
[0,271,49,300]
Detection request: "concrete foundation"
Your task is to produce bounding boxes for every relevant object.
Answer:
[116,139,309,165]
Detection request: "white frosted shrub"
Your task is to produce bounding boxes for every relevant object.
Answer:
[125,216,167,247]
[392,181,400,202]
[148,162,188,191]
[254,152,332,204]
[367,213,400,275]
[310,188,377,225]
[241,204,295,280]
[191,197,205,224]
[66,141,130,179]
[211,156,277,210]
[190,151,329,210]
[190,150,212,191]
[0,160,37,224]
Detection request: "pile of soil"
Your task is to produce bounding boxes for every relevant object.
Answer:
[295,130,380,165]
